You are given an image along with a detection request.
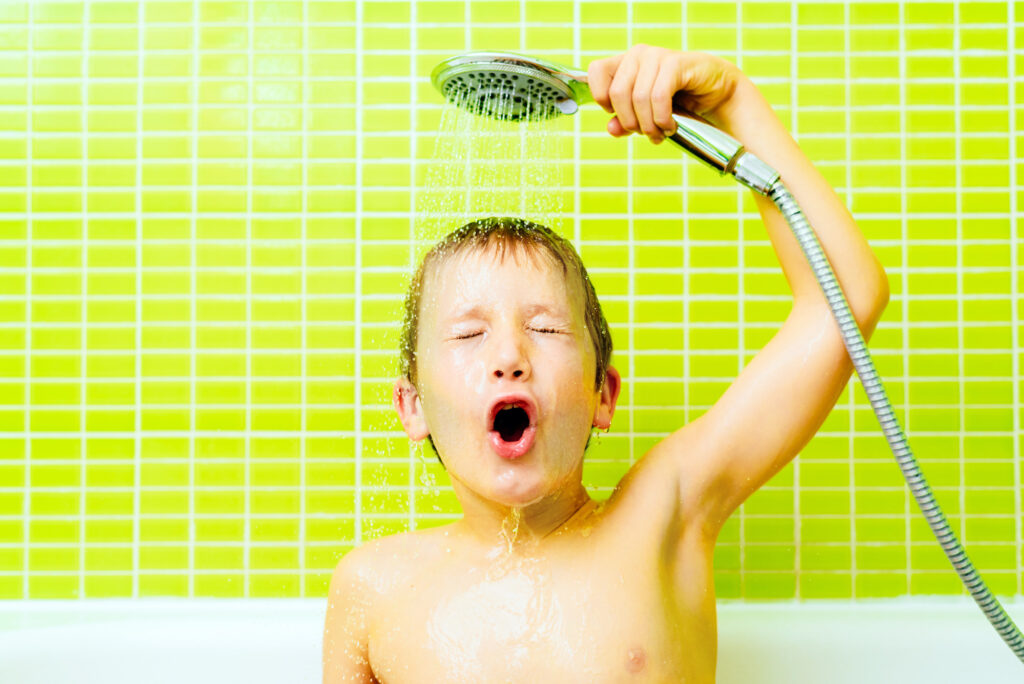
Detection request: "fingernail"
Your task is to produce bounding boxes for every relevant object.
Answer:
[663,128,675,136]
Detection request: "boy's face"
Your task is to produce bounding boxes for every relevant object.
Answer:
[393,244,619,508]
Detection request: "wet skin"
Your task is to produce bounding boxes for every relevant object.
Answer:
[358,487,719,683]
[344,245,720,683]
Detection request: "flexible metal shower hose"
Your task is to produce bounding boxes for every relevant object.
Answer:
[767,180,1024,663]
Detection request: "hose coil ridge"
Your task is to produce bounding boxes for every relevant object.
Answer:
[766,180,1024,663]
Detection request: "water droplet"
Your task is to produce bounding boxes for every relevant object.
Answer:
[416,91,569,243]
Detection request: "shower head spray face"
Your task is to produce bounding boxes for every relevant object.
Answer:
[430,50,780,195]
[430,51,591,121]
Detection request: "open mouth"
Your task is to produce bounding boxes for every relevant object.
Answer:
[486,396,538,460]
[493,405,530,443]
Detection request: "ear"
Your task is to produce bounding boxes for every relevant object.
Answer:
[592,364,621,430]
[392,376,430,441]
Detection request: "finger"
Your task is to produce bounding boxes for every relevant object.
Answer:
[586,54,623,115]
[607,53,640,134]
[607,117,631,137]
[651,56,682,135]
[632,54,664,142]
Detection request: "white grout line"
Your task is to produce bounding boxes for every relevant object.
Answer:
[190,0,198,600]
[407,0,417,535]
[245,0,253,596]
[1007,0,1021,598]
[0,288,1015,301]
[899,0,912,597]
[0,208,1010,221]
[573,0,583,466]
[954,0,966,568]
[682,0,690,436]
[133,0,143,599]
[0,262,1015,275]
[0,428,1012,439]
[21,0,31,602]
[0,399,1011,412]
[9,18,1019,32]
[354,0,364,546]
[300,0,309,596]
[626,0,635,480]
[79,0,88,601]
[845,0,855,600]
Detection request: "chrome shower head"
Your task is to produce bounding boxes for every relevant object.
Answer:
[430,50,591,121]
[430,50,780,196]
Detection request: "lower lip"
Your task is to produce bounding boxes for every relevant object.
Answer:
[488,426,537,460]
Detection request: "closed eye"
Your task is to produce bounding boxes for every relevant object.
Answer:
[451,328,563,340]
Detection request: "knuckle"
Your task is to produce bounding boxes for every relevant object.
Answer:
[631,89,648,104]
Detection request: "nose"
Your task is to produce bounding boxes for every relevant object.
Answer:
[491,328,531,381]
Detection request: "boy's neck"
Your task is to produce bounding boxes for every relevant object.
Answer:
[452,482,595,554]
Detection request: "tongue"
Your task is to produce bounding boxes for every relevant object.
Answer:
[499,424,526,443]
[494,407,528,442]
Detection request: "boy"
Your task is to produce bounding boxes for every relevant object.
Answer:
[324,44,889,683]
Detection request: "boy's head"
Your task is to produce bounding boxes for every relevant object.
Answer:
[392,217,620,506]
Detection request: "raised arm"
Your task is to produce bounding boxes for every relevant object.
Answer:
[588,45,890,535]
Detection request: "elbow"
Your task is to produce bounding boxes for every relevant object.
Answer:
[826,263,888,336]
[873,265,891,315]
[856,265,890,337]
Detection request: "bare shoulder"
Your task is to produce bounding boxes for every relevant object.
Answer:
[324,537,406,683]
[328,539,381,608]
[331,526,453,604]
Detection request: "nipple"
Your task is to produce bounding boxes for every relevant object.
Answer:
[625,646,646,674]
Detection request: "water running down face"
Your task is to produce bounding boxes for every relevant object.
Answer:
[397,242,620,509]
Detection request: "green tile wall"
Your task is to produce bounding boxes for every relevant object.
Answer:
[0,0,1021,600]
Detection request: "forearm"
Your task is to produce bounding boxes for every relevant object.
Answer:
[713,76,890,327]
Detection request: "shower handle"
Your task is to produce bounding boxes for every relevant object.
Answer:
[664,112,779,197]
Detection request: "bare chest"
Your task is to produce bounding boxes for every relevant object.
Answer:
[365,527,717,683]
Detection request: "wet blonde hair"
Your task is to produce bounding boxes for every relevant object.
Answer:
[400,217,613,464]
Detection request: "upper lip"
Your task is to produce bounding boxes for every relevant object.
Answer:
[487,393,538,430]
